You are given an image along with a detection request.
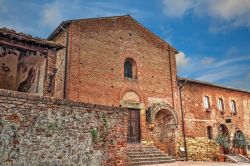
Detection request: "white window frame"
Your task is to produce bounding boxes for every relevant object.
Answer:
[203,96,210,109]
[230,100,237,113]
[217,98,224,111]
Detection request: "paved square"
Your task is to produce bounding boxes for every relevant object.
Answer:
[147,161,250,166]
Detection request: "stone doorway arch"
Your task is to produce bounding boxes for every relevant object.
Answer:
[148,102,178,156]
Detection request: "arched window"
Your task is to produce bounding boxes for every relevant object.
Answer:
[207,126,213,139]
[124,60,132,78]
[217,98,224,111]
[124,58,137,79]
[203,96,210,109]
[230,100,237,114]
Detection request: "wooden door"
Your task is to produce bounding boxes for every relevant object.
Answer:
[127,109,140,143]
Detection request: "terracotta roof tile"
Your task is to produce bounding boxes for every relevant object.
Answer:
[0,27,64,50]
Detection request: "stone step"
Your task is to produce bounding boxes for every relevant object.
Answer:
[131,157,172,162]
[128,145,155,148]
[128,145,175,166]
[128,148,157,151]
[128,150,160,153]
[225,154,250,163]
[130,159,175,166]
[129,154,170,159]
[128,148,161,152]
[128,151,163,156]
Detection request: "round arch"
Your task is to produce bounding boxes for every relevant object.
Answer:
[119,86,145,104]
[148,102,178,124]
[148,102,178,155]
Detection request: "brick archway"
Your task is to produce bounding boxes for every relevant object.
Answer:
[148,102,178,155]
[118,86,145,107]
[148,102,178,124]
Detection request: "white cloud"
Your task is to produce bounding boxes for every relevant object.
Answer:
[176,49,250,89]
[198,0,250,21]
[213,56,250,68]
[162,0,194,17]
[162,0,250,30]
[40,0,144,29]
[196,69,241,82]
[200,57,215,65]
[176,51,190,67]
[41,1,62,28]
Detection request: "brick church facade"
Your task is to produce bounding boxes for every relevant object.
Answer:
[48,15,181,155]
[0,15,249,164]
[47,15,250,160]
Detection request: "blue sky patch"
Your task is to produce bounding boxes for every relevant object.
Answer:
[0,0,249,90]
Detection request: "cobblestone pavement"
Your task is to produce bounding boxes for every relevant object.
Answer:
[146,161,250,166]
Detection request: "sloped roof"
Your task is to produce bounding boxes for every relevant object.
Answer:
[47,15,178,53]
[178,77,250,94]
[0,27,63,50]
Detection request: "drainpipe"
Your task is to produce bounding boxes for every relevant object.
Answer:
[178,79,188,161]
[167,46,175,109]
[60,25,69,99]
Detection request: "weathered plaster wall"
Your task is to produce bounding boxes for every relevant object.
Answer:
[0,89,127,166]
[0,44,46,93]
[53,29,67,99]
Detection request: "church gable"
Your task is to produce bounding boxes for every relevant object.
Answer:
[48,15,177,53]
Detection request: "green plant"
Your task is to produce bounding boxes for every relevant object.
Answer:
[233,131,246,148]
[215,133,229,149]
[90,128,99,141]
[48,123,57,131]
[101,113,109,131]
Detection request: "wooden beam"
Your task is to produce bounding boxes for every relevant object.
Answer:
[0,37,48,53]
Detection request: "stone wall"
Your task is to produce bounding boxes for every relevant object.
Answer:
[0,89,127,166]
[177,137,220,161]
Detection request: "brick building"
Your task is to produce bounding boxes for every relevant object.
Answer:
[178,78,250,161]
[0,15,250,164]
[47,15,250,162]
[48,15,181,156]
[0,27,63,94]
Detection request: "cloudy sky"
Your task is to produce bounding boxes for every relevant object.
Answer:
[0,0,250,90]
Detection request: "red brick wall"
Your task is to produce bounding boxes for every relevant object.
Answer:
[53,16,178,109]
[182,81,250,140]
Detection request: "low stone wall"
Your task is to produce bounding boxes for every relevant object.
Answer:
[177,137,220,161]
[0,89,127,166]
